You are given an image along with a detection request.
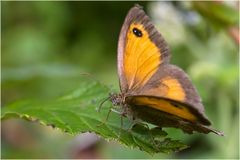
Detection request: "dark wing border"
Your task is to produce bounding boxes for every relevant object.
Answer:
[126,95,211,126]
[117,4,170,93]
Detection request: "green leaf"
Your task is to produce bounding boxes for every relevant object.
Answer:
[192,1,238,28]
[1,77,188,154]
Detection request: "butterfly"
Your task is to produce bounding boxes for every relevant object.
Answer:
[107,4,223,136]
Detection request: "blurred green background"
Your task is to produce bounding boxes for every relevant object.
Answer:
[1,1,239,159]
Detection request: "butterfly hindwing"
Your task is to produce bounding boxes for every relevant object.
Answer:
[127,64,211,125]
[129,104,222,135]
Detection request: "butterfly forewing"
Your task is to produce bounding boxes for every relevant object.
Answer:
[118,5,170,93]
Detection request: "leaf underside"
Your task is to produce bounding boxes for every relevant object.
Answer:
[1,77,188,154]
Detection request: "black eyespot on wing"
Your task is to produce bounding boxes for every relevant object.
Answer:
[132,28,142,37]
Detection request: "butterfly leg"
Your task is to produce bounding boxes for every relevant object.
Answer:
[117,104,135,140]
[117,114,125,140]
[97,105,114,127]
[97,96,110,112]
[97,105,124,127]
[117,105,134,139]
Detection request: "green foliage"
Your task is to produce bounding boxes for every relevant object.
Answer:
[1,78,187,154]
[192,2,238,28]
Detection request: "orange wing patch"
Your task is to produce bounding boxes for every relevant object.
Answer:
[161,77,185,101]
[142,76,186,102]
[124,23,161,90]
[131,97,197,122]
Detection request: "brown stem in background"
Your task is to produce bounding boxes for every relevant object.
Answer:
[228,1,239,45]
[211,1,239,45]
[228,27,240,45]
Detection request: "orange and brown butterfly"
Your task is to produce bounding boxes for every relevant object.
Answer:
[107,4,223,136]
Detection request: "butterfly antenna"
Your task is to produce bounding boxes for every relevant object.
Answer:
[97,96,111,112]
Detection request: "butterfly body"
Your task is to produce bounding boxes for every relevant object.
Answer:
[109,5,223,136]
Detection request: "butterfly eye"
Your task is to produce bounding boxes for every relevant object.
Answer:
[132,28,142,37]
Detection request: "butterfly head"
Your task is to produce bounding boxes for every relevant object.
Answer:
[109,93,126,106]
